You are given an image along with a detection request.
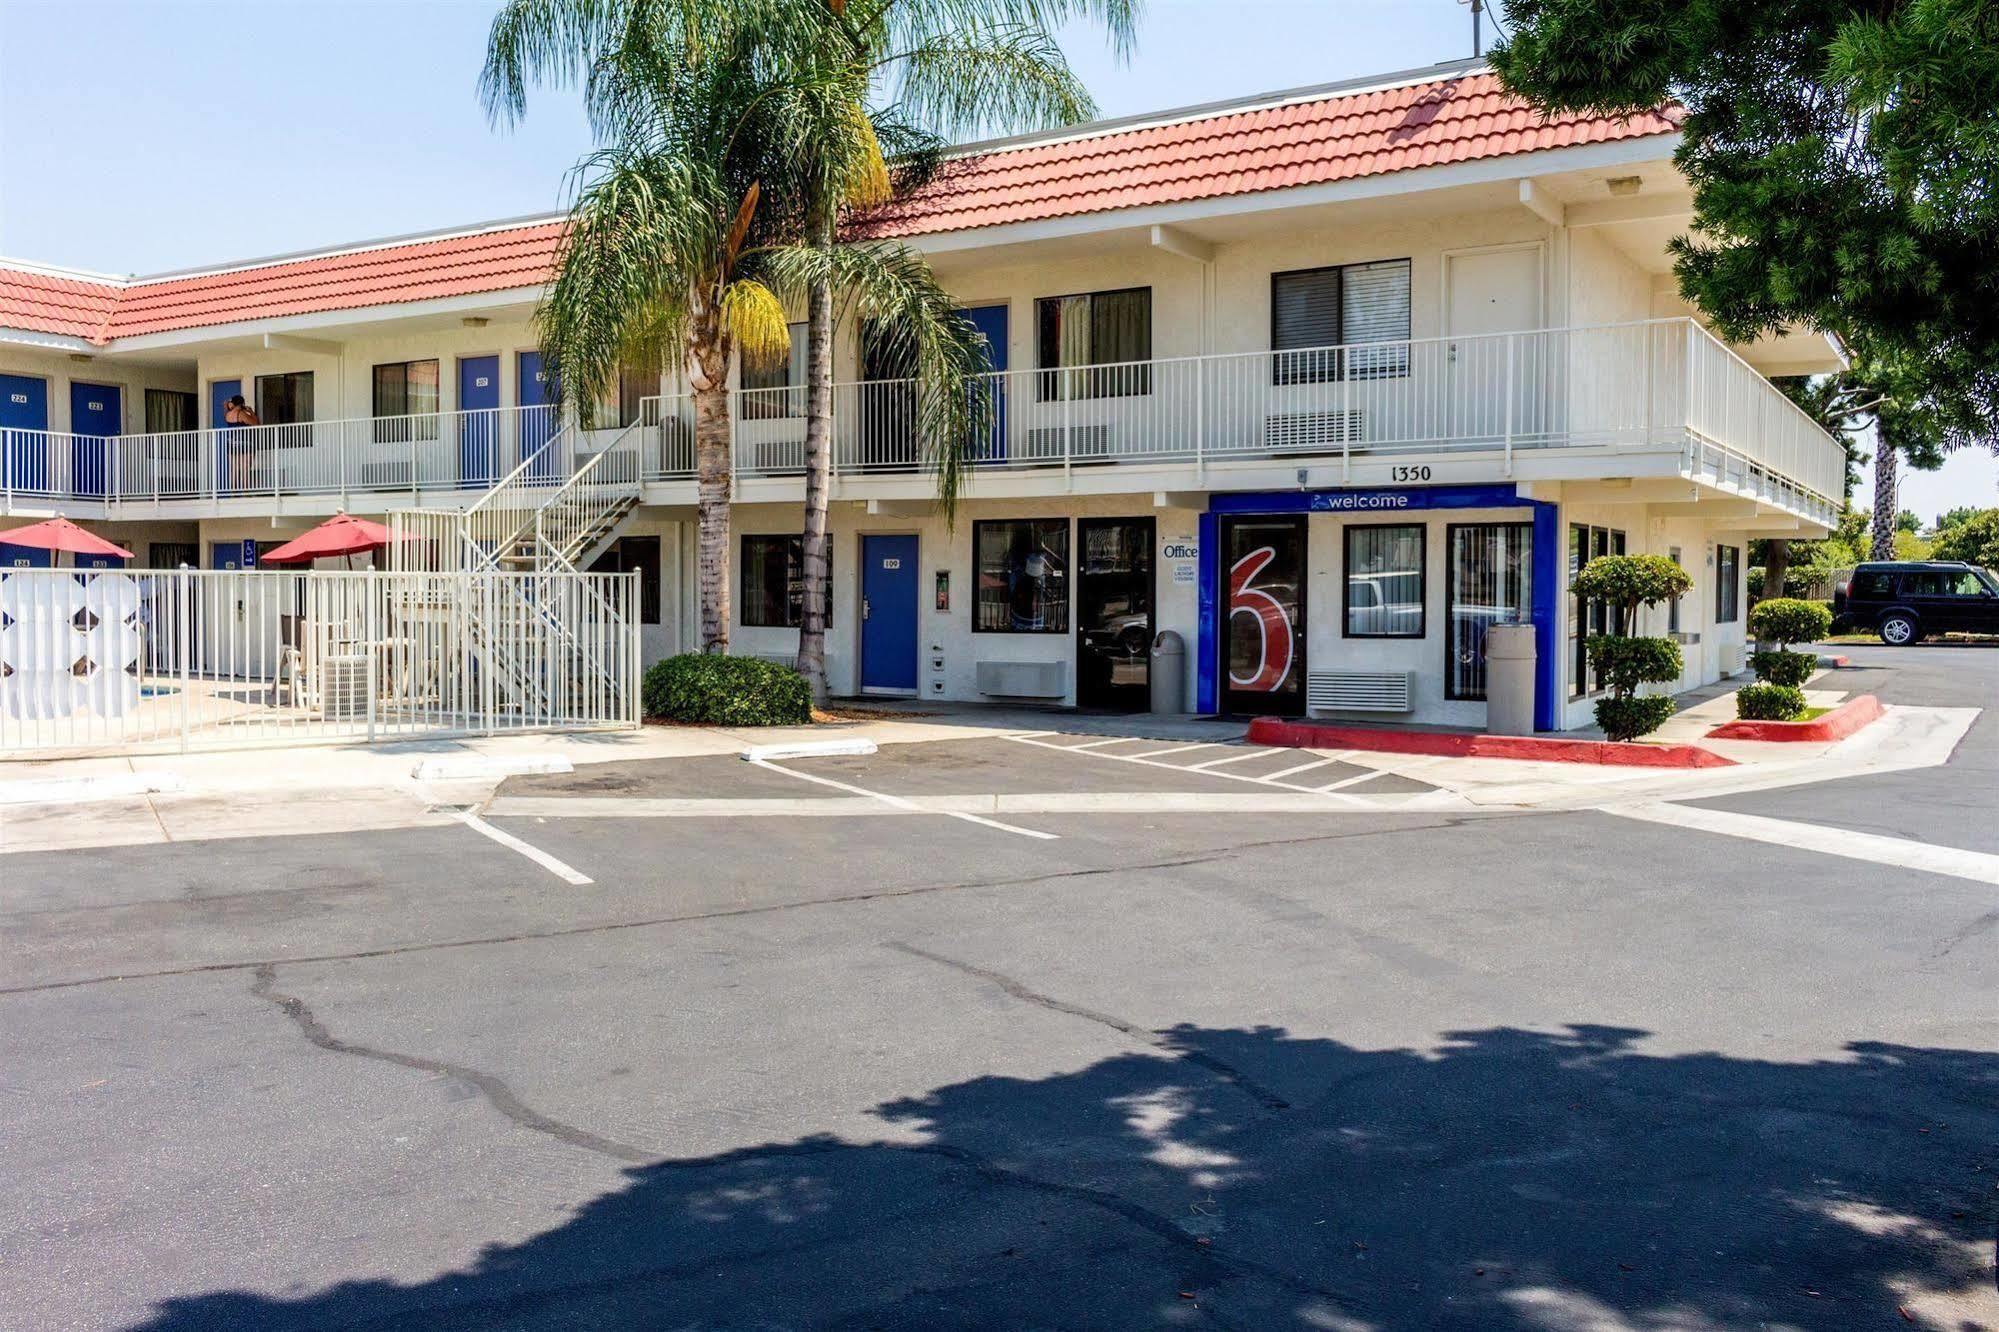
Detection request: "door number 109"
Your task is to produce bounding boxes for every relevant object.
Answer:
[1391,465,1433,483]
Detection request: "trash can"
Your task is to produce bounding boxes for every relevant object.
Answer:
[1483,622,1536,735]
[1150,629,1186,714]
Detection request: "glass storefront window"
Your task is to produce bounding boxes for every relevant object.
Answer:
[973,519,1069,633]
[1344,523,1425,637]
[1447,522,1533,700]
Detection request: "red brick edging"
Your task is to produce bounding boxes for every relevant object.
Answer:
[1704,694,1883,743]
[1244,718,1737,768]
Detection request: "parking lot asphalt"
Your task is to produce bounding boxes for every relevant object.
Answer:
[4,651,1997,1330]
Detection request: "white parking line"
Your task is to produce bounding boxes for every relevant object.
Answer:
[1319,768,1393,792]
[1123,742,1221,760]
[751,758,1058,840]
[448,809,593,885]
[1608,801,1999,886]
[1261,755,1347,783]
[1187,749,1277,770]
[1063,737,1149,752]
[1005,733,1376,805]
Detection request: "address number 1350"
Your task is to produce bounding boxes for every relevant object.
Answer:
[1390,465,1432,483]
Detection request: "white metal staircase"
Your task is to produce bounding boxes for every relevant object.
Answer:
[388,417,645,721]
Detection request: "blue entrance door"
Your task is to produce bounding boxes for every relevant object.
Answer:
[458,356,500,486]
[211,379,242,494]
[860,534,919,692]
[1,372,50,495]
[960,304,1008,463]
[518,351,557,479]
[69,382,121,499]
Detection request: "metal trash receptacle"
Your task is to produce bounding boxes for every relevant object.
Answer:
[1483,622,1536,735]
[1149,630,1186,714]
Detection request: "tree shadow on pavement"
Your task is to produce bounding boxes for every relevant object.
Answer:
[130,1024,1999,1330]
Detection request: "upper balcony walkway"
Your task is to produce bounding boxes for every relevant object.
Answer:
[0,319,1844,526]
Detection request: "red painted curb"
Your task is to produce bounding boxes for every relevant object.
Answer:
[1244,718,1737,769]
[1705,693,1883,743]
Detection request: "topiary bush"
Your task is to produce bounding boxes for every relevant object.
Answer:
[1735,682,1808,722]
[1747,597,1833,649]
[1574,554,1693,741]
[1595,695,1678,742]
[1748,648,1815,688]
[1586,633,1685,740]
[642,653,813,726]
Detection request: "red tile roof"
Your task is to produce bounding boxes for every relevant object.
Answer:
[848,72,1679,239]
[104,221,565,339]
[0,71,1677,344]
[0,268,123,342]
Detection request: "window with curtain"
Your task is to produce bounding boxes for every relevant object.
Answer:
[1036,288,1151,401]
[974,519,1069,632]
[255,371,313,448]
[1716,545,1741,622]
[1271,259,1411,384]
[372,360,439,441]
[144,389,197,434]
[1344,524,1425,637]
[1447,522,1533,700]
[587,364,658,430]
[741,321,808,419]
[740,535,830,628]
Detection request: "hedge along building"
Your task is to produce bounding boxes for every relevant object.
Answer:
[0,60,1845,732]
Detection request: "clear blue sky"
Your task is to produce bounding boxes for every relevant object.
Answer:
[0,0,1989,513]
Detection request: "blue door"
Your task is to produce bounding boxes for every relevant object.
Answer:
[211,379,242,494]
[860,534,919,692]
[69,382,121,499]
[518,351,557,479]
[458,356,500,486]
[961,305,1008,463]
[1,542,52,568]
[213,541,254,570]
[1,372,50,495]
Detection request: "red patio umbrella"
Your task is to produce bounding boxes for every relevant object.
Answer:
[0,515,135,561]
[261,513,408,567]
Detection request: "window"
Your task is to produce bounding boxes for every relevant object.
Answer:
[1849,569,1894,598]
[256,371,313,448]
[1569,524,1626,696]
[741,321,808,419]
[740,535,831,628]
[1448,522,1533,701]
[1900,569,1988,597]
[589,536,662,625]
[974,519,1069,633]
[1716,544,1741,622]
[144,389,197,434]
[588,364,657,430]
[1667,547,1683,634]
[1036,288,1150,401]
[1344,524,1425,637]
[1271,259,1412,384]
[372,360,440,442]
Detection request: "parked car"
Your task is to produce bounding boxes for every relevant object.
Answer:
[1832,560,1999,644]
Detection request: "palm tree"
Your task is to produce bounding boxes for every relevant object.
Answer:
[751,0,1137,699]
[482,0,796,652]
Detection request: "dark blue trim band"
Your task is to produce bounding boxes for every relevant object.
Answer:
[1196,509,1219,714]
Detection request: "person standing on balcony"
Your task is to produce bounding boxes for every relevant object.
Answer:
[222,395,259,491]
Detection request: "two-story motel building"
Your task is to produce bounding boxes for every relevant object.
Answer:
[0,62,1846,732]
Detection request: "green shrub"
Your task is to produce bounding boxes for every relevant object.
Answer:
[642,653,812,726]
[1747,597,1833,648]
[1583,634,1683,741]
[1595,694,1678,742]
[1749,648,1814,688]
[1586,634,1683,694]
[1735,683,1808,722]
[1573,554,1694,635]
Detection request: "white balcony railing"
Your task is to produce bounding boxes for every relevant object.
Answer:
[706,318,1843,515]
[1,404,564,510]
[0,320,1844,521]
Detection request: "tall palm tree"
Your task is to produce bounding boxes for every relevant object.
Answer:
[758,0,1138,700]
[482,0,795,652]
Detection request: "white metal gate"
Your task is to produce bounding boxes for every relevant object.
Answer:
[0,567,639,757]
